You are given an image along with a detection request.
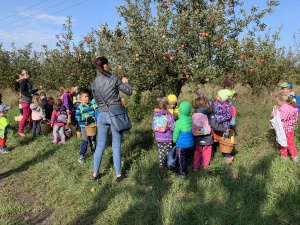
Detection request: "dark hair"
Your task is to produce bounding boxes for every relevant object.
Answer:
[94,56,109,74]
[40,92,46,97]
[192,96,210,109]
[79,89,90,97]
[56,98,63,107]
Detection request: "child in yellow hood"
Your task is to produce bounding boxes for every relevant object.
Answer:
[168,94,179,120]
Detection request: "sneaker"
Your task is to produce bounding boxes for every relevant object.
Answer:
[78,157,86,164]
[0,147,9,154]
[292,156,299,162]
[92,173,103,181]
[115,174,127,183]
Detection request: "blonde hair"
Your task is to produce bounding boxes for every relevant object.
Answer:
[158,97,170,111]
[32,95,44,107]
[275,91,293,104]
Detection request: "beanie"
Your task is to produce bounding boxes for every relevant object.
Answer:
[218,89,232,101]
[168,94,178,103]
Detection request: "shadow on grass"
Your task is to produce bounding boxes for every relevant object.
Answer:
[170,154,276,224]
[0,143,60,180]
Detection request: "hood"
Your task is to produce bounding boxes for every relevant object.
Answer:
[178,101,191,117]
[195,107,212,115]
[153,108,168,116]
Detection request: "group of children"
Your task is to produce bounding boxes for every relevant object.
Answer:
[152,80,300,178]
[0,86,98,164]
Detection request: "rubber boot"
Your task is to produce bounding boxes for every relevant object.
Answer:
[52,136,58,144]
[59,136,66,144]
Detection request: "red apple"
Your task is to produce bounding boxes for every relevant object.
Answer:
[213,41,218,46]
[249,68,254,73]
[135,54,140,58]
[118,65,123,70]
[259,59,265,63]
[239,55,245,60]
[169,56,175,60]
[167,1,172,5]
[162,34,167,39]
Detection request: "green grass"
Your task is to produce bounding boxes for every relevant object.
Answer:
[1,87,300,225]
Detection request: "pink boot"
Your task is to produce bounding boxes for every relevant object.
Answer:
[52,136,57,144]
[59,136,65,144]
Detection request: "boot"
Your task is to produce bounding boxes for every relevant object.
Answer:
[52,136,58,144]
[59,136,66,144]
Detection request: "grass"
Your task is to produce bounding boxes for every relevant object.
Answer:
[1,85,300,225]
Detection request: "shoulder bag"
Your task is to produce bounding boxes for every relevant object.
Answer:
[91,81,132,132]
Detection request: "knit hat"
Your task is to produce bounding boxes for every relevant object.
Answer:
[167,94,178,103]
[218,89,232,101]
[0,104,11,112]
[221,80,232,88]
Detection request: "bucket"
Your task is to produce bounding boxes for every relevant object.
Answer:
[40,120,52,134]
[219,129,237,153]
[84,116,97,136]
[76,131,81,138]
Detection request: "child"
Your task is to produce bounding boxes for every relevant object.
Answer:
[0,104,12,154]
[192,96,214,170]
[273,91,299,162]
[167,94,179,120]
[173,101,195,177]
[280,82,300,111]
[196,89,234,164]
[45,97,55,120]
[30,94,45,135]
[152,97,175,170]
[75,90,97,164]
[60,86,73,123]
[40,92,47,105]
[50,99,68,144]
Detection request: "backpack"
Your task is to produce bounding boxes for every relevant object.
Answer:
[152,113,169,133]
[292,95,300,111]
[54,106,68,123]
[222,102,236,126]
[167,145,178,168]
[192,113,211,136]
[71,101,81,122]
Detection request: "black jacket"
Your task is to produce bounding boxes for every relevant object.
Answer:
[91,71,132,112]
[20,79,38,104]
[194,107,214,146]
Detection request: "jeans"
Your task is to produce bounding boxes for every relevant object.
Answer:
[79,127,96,156]
[18,102,32,133]
[94,112,123,175]
[32,119,42,135]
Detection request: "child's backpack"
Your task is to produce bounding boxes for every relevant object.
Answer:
[167,145,179,168]
[222,102,237,126]
[54,106,68,123]
[192,113,211,136]
[152,113,169,133]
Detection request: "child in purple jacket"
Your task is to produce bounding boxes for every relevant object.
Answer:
[152,97,175,170]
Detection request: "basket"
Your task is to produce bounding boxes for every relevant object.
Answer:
[84,116,97,136]
[213,130,223,143]
[64,125,73,139]
[14,115,23,121]
[219,129,237,153]
[40,120,52,134]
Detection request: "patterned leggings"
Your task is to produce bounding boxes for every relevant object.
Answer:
[157,142,173,166]
[280,131,298,157]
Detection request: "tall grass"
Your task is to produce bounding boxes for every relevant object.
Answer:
[0,85,300,225]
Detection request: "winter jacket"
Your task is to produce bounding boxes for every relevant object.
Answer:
[60,92,73,111]
[173,101,194,149]
[279,103,298,132]
[75,103,97,128]
[20,79,38,104]
[193,107,214,146]
[30,103,45,121]
[91,71,132,112]
[153,109,175,143]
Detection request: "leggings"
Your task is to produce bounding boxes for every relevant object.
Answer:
[157,142,173,166]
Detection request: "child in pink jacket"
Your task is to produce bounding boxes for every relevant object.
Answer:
[274,91,298,162]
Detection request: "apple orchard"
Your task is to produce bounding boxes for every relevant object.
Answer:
[0,0,299,97]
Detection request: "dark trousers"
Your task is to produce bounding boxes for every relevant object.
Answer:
[178,147,193,175]
[79,127,96,156]
[45,108,53,120]
[32,119,42,134]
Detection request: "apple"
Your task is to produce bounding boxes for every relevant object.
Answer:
[165,52,169,55]
[162,34,167,39]
[118,65,123,70]
[248,53,254,58]
[167,1,172,5]
[259,59,265,63]
[181,9,185,14]
[205,78,209,82]
[135,58,140,61]
[200,32,206,37]
[229,3,233,7]
[204,32,209,37]
[169,56,175,60]
[162,56,167,60]
[162,67,168,72]
[249,68,254,73]
[181,44,185,48]
[213,41,218,46]
[64,45,69,49]
[161,3,166,8]
[64,70,67,74]
[239,55,245,60]
[135,54,140,58]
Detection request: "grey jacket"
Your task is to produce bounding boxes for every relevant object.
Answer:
[91,71,132,112]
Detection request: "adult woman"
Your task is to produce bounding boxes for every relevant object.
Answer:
[18,69,41,136]
[91,56,132,183]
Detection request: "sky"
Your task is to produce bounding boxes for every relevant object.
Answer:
[0,0,299,52]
